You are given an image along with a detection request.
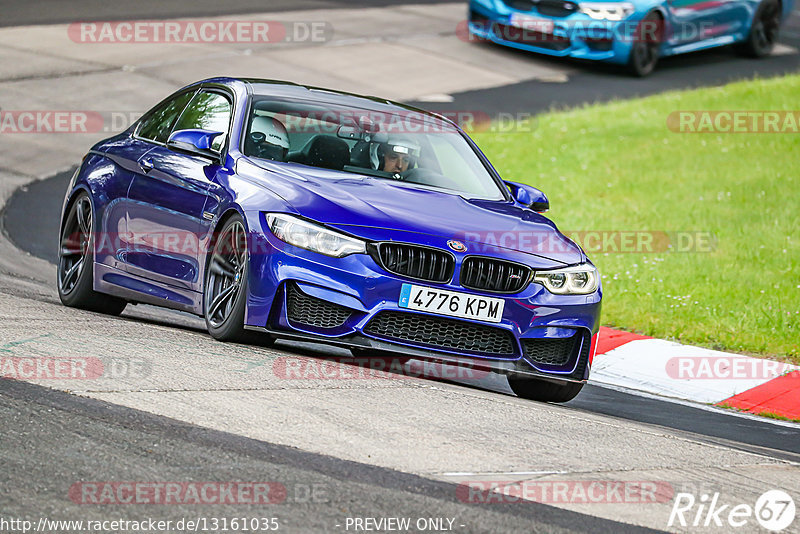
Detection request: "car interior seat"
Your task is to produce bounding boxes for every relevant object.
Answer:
[288,134,350,171]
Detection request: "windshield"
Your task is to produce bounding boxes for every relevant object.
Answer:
[242,95,506,201]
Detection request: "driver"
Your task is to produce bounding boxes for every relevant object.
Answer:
[377,136,421,174]
[248,116,290,162]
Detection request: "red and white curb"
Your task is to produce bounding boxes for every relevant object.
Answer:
[589,327,800,421]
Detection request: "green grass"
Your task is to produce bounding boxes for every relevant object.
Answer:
[473,75,800,363]
[756,411,800,423]
[717,403,800,423]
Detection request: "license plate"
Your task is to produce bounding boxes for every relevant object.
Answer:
[509,13,555,34]
[399,284,505,324]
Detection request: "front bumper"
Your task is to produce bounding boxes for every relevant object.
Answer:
[468,0,640,64]
[243,211,602,384]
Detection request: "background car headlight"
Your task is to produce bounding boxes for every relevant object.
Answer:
[266,213,366,257]
[533,264,599,295]
[579,2,635,20]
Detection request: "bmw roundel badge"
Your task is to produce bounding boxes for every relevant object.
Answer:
[447,240,467,252]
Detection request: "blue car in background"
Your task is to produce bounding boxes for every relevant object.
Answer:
[57,77,601,402]
[468,0,793,75]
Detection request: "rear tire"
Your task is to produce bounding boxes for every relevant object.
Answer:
[508,376,584,403]
[627,11,663,77]
[735,0,781,57]
[57,192,127,315]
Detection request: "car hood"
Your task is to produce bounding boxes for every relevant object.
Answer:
[239,159,584,266]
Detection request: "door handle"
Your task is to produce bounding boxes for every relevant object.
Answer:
[140,157,154,173]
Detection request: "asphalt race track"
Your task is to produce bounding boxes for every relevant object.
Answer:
[1,1,799,532]
[5,168,800,460]
[3,378,654,533]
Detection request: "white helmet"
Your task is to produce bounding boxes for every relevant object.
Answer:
[249,116,290,161]
[383,136,420,158]
[375,135,421,170]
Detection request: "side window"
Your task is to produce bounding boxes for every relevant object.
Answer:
[172,91,232,153]
[136,91,194,144]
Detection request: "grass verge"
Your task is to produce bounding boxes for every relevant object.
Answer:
[717,402,800,423]
[474,75,800,363]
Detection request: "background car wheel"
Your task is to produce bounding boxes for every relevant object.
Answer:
[507,376,584,403]
[57,192,127,315]
[736,0,781,57]
[628,12,664,77]
[204,214,274,345]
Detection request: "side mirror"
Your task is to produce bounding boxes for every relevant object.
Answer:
[505,181,549,212]
[167,129,224,161]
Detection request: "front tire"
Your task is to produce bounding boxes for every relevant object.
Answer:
[57,192,127,315]
[627,12,663,77]
[736,0,781,57]
[508,376,584,403]
[203,214,270,344]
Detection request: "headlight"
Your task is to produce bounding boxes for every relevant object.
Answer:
[579,2,635,20]
[533,264,599,295]
[266,213,366,257]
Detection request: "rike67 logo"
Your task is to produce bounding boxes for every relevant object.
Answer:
[668,490,795,531]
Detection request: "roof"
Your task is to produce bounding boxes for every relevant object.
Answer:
[199,77,456,125]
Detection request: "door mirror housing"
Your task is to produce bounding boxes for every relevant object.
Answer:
[167,129,224,161]
[505,181,549,212]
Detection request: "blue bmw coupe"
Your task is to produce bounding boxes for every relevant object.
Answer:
[58,78,601,402]
[468,0,794,75]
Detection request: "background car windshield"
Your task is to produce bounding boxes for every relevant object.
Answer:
[243,96,506,200]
